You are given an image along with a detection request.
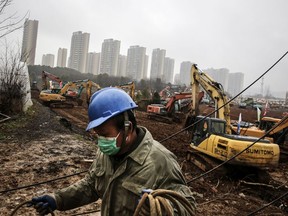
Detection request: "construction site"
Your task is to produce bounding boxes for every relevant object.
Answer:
[1,66,288,215]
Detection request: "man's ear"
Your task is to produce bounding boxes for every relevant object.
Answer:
[127,121,133,132]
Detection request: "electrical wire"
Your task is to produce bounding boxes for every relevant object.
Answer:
[0,170,88,194]
[3,51,288,215]
[9,200,55,216]
[160,51,288,143]
[246,190,288,216]
[158,51,288,214]
[3,52,287,195]
[187,114,288,183]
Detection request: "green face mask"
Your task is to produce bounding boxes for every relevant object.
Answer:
[97,132,121,156]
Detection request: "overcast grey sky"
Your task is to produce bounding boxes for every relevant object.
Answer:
[4,0,288,97]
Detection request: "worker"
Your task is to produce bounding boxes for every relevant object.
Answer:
[31,87,196,215]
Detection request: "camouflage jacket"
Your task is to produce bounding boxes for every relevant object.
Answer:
[54,126,196,215]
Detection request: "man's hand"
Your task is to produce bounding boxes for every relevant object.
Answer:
[31,195,57,215]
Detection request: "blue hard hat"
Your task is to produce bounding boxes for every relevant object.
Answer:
[86,87,138,131]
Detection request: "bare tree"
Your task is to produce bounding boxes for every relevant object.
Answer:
[0,43,28,114]
[0,0,28,38]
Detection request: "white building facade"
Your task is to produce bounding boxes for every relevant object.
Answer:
[150,48,166,80]
[180,61,193,86]
[228,72,244,97]
[118,55,127,77]
[57,48,67,67]
[21,19,38,65]
[126,45,147,81]
[99,39,120,76]
[163,57,175,83]
[86,52,100,75]
[42,54,55,67]
[205,68,229,92]
[68,31,90,73]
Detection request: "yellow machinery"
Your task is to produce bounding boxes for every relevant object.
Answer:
[235,116,287,140]
[115,82,136,100]
[186,64,280,169]
[234,115,288,159]
[39,79,101,108]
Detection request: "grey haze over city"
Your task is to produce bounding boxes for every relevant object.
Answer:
[4,0,288,98]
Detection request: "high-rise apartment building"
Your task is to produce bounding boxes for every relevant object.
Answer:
[21,19,39,65]
[180,61,193,85]
[174,73,180,85]
[57,48,67,67]
[163,57,175,83]
[126,45,147,81]
[143,55,149,80]
[68,31,90,73]
[99,39,120,76]
[86,52,100,75]
[205,68,229,92]
[118,55,127,77]
[228,72,244,97]
[42,54,54,67]
[150,48,166,80]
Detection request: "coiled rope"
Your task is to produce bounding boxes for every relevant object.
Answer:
[133,189,195,216]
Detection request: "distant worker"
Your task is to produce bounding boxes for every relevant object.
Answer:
[31,87,196,215]
[49,80,53,90]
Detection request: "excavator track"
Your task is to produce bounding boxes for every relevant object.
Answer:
[186,149,228,175]
[50,102,74,108]
[186,148,274,183]
[147,113,173,124]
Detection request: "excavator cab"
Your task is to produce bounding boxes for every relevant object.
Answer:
[188,115,280,168]
[191,116,226,146]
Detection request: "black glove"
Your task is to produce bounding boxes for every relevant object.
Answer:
[31,195,57,215]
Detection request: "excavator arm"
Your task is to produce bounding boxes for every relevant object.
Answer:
[186,64,280,170]
[115,82,135,100]
[266,114,288,136]
[189,64,231,134]
[165,92,193,113]
[42,71,62,90]
[82,80,101,104]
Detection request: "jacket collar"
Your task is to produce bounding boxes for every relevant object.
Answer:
[128,126,153,165]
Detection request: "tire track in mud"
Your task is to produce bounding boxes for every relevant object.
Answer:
[51,106,89,130]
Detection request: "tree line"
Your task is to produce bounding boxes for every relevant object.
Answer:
[28,65,183,97]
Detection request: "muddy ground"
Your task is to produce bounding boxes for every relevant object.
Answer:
[0,99,288,215]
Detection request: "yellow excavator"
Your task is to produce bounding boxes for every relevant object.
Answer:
[115,82,136,100]
[234,114,288,160]
[39,79,101,108]
[185,64,280,170]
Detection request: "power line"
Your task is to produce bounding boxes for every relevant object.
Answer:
[0,170,88,194]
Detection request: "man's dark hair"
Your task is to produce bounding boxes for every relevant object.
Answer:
[113,110,137,131]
